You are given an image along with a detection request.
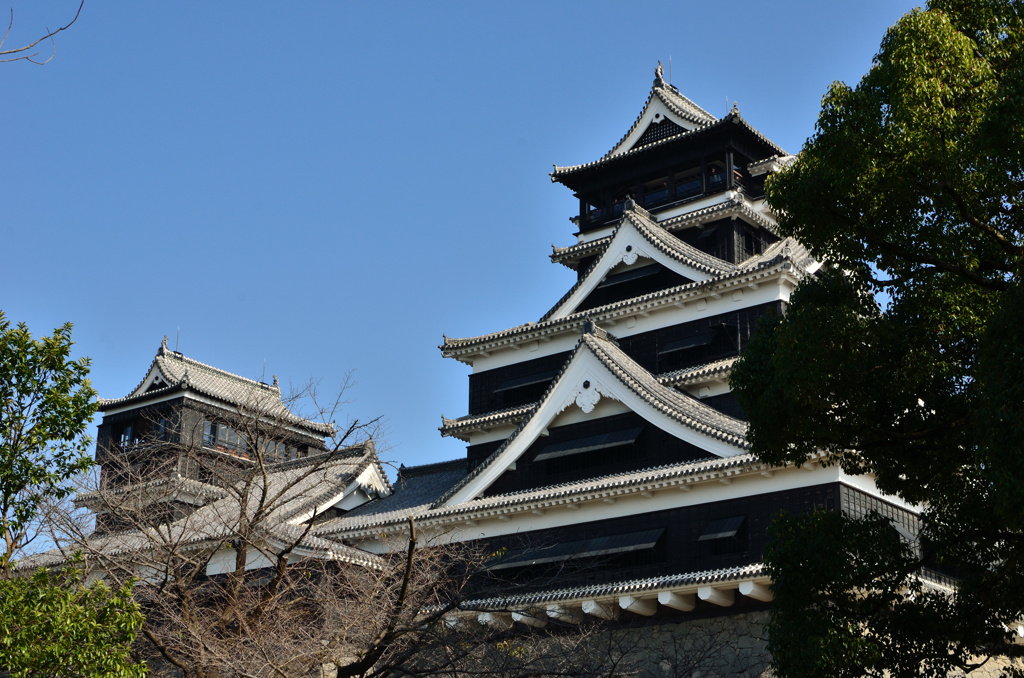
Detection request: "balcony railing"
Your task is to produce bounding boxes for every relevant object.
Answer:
[585,170,753,229]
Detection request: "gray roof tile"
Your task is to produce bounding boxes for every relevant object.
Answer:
[552,108,787,180]
[466,562,765,610]
[99,340,334,436]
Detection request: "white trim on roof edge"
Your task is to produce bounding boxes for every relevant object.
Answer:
[443,342,744,506]
[545,214,719,323]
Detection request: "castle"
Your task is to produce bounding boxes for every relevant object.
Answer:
[67,64,919,644]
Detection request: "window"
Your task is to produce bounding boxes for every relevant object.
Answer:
[596,265,661,289]
[256,437,300,462]
[203,420,247,456]
[534,427,644,462]
[488,528,665,571]
[698,516,748,556]
[156,417,169,441]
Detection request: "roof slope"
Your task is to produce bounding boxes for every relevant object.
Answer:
[441,236,813,359]
[440,356,739,441]
[540,200,737,323]
[100,338,335,436]
[552,106,787,182]
[599,63,716,161]
[435,323,750,507]
[20,445,385,571]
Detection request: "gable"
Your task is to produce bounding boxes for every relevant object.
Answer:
[542,205,735,323]
[438,329,748,506]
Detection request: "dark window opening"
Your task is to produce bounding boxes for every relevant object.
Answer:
[673,168,703,200]
[534,427,644,462]
[658,324,737,372]
[596,264,661,289]
[203,421,249,459]
[489,528,666,571]
[156,417,169,441]
[642,176,670,208]
[698,516,748,556]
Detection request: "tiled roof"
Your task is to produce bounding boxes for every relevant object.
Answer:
[434,325,749,508]
[312,451,775,539]
[99,339,335,436]
[315,459,468,535]
[539,201,737,323]
[465,563,766,610]
[552,109,787,181]
[441,239,811,359]
[441,356,740,440]
[75,474,229,510]
[658,356,738,388]
[581,331,748,444]
[550,197,776,268]
[440,404,535,440]
[20,445,385,572]
[597,65,717,163]
[747,154,797,177]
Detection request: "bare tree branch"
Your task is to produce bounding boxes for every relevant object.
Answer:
[0,1,83,65]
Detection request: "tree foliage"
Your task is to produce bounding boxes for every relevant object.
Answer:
[0,314,145,677]
[0,564,146,678]
[0,312,97,569]
[731,1,1024,675]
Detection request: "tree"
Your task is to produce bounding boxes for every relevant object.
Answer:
[55,381,755,678]
[0,1,83,65]
[0,312,97,570]
[0,563,146,678]
[0,314,146,677]
[730,1,1024,676]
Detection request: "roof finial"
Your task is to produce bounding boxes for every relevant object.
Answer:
[731,100,739,115]
[272,375,279,389]
[160,335,169,355]
[654,61,666,89]
[581,318,616,344]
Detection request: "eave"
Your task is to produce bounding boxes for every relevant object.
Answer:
[551,196,777,270]
[440,252,807,365]
[440,356,739,441]
[551,110,787,192]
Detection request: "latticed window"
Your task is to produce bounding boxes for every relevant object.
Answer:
[635,119,684,147]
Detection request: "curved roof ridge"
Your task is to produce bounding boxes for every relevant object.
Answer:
[434,325,748,508]
[659,356,739,387]
[552,110,787,179]
[582,332,748,446]
[441,355,741,439]
[442,254,802,355]
[624,205,736,276]
[99,341,334,436]
[597,65,717,163]
[537,202,734,324]
[440,403,535,438]
[431,332,590,508]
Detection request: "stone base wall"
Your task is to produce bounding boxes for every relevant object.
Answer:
[579,610,773,678]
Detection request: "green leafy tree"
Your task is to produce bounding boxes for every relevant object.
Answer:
[0,314,147,676]
[0,564,146,678]
[730,1,1024,675]
[0,312,97,570]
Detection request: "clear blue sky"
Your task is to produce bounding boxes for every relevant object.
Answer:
[2,1,917,470]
